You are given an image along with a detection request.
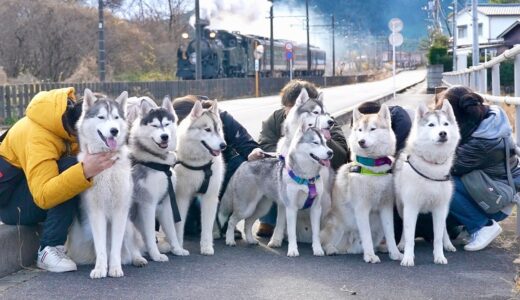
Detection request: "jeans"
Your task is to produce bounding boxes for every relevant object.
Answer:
[448,176,508,234]
[0,157,80,248]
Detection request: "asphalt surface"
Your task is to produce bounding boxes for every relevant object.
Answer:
[2,71,519,299]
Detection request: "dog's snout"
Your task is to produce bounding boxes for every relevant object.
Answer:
[439,131,447,138]
[110,128,119,137]
[358,139,366,147]
[327,119,334,127]
[219,143,227,150]
[327,150,333,158]
[160,134,169,141]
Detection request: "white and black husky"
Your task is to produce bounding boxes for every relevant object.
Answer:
[320,104,403,263]
[66,89,132,279]
[174,100,226,255]
[394,100,460,267]
[219,124,332,256]
[128,97,190,263]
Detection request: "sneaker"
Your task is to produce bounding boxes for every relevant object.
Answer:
[464,220,502,252]
[37,246,77,272]
[256,223,274,238]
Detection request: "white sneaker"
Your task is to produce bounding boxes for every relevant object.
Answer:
[464,220,502,251]
[36,246,77,272]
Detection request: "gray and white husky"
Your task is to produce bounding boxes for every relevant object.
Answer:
[320,104,403,263]
[128,96,190,263]
[174,100,226,255]
[219,124,333,256]
[66,89,132,279]
[394,100,460,267]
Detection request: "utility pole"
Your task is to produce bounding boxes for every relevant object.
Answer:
[472,0,479,86]
[306,0,311,73]
[452,0,457,71]
[98,0,105,82]
[270,1,274,77]
[195,0,202,80]
[332,14,335,76]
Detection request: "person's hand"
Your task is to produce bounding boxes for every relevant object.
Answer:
[82,152,117,179]
[248,148,266,161]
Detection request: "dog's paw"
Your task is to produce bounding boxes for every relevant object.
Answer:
[400,255,415,267]
[313,247,325,257]
[389,251,404,261]
[434,255,448,265]
[108,265,124,278]
[397,240,405,252]
[444,243,457,252]
[376,243,389,254]
[363,253,381,264]
[150,253,169,262]
[323,244,338,256]
[246,238,259,245]
[172,248,190,256]
[132,256,148,267]
[267,239,282,248]
[225,237,236,247]
[90,267,107,279]
[287,248,300,257]
[200,245,214,256]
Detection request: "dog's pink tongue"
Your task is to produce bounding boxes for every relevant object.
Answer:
[322,129,331,140]
[211,149,221,156]
[320,159,331,168]
[107,137,117,151]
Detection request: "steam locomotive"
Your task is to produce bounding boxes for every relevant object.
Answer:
[176,28,326,80]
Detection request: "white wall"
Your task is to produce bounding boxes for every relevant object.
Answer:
[455,11,489,47]
[489,16,520,39]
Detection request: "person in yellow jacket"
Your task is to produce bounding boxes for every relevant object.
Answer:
[0,88,116,273]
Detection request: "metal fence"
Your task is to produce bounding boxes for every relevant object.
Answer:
[0,75,367,122]
[442,44,520,233]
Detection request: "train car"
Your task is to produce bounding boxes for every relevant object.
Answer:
[176,28,326,80]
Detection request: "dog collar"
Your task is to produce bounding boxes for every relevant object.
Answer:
[175,160,213,194]
[132,160,181,223]
[349,164,392,176]
[281,153,320,210]
[405,155,451,182]
[356,155,392,167]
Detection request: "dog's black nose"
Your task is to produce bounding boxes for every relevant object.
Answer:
[439,131,447,138]
[358,139,366,147]
[110,128,119,137]
[220,143,227,150]
[327,119,334,127]
[327,150,333,158]
[160,134,169,141]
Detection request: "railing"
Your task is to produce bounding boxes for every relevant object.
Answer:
[442,43,520,234]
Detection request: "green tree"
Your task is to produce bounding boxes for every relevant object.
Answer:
[489,0,520,3]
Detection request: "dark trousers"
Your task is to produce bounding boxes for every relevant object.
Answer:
[0,157,80,248]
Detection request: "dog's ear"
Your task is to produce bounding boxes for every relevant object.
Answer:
[295,88,309,106]
[316,91,324,104]
[140,98,155,117]
[352,107,363,123]
[210,100,219,115]
[417,102,430,119]
[115,91,128,115]
[82,88,95,111]
[378,104,392,127]
[161,96,178,123]
[440,99,456,123]
[190,100,204,119]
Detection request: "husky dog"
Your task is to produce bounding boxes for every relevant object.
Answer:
[394,101,460,267]
[219,125,333,256]
[174,100,226,255]
[320,104,403,263]
[126,96,157,125]
[128,97,190,263]
[66,89,131,279]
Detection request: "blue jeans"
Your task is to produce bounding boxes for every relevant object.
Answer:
[0,157,80,248]
[448,176,508,234]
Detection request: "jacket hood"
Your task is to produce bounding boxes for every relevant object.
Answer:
[25,87,76,141]
[472,105,511,139]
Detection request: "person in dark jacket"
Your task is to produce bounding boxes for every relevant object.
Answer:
[257,80,350,237]
[172,95,262,235]
[439,86,520,251]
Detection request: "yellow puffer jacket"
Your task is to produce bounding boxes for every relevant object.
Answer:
[0,88,92,209]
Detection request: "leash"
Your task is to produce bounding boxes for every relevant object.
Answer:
[280,155,321,210]
[405,155,451,182]
[349,155,392,176]
[175,160,213,194]
[133,161,181,223]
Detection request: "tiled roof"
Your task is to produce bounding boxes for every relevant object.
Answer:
[477,5,520,16]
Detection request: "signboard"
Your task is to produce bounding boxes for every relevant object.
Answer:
[388,18,403,32]
[388,32,404,47]
[255,59,259,72]
[285,42,293,61]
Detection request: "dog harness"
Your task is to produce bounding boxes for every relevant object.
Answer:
[349,155,392,176]
[175,160,213,194]
[279,155,321,210]
[133,161,181,223]
[405,155,451,182]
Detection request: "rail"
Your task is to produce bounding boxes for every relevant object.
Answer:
[442,43,520,234]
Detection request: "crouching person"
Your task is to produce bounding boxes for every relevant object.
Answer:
[0,88,116,272]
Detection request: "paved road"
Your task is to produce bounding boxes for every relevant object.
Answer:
[220,69,426,138]
[2,72,519,299]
